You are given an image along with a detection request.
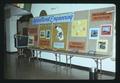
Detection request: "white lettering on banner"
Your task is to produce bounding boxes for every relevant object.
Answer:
[32,13,74,25]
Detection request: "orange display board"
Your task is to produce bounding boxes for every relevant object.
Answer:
[92,12,112,21]
[28,28,38,34]
[39,24,52,49]
[68,41,85,52]
[28,28,38,47]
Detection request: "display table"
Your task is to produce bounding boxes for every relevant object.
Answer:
[28,47,111,79]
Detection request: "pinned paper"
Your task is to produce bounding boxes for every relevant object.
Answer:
[28,35,34,46]
[89,28,99,39]
[96,40,108,52]
[46,30,51,39]
[40,30,45,38]
[100,24,112,36]
[71,19,88,37]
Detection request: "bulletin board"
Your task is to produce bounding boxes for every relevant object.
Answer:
[52,22,68,51]
[28,27,39,47]
[87,7,115,56]
[39,24,52,49]
[67,7,115,56]
[29,8,115,56]
[67,10,89,53]
[28,18,39,48]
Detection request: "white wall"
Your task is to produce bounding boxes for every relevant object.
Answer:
[31,4,115,17]
[5,4,29,52]
[5,16,18,52]
[31,4,116,72]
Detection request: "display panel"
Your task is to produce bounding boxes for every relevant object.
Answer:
[28,27,38,47]
[39,24,52,49]
[52,22,68,51]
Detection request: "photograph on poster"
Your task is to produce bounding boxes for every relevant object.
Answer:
[55,25,64,41]
[46,30,51,39]
[89,28,99,39]
[40,30,45,38]
[100,24,112,36]
[96,40,108,52]
[28,36,34,46]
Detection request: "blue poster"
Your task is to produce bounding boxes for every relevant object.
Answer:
[89,28,99,39]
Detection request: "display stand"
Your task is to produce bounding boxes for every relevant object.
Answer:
[28,47,110,79]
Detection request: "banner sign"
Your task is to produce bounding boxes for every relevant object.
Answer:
[39,40,50,46]
[32,13,74,25]
[28,28,37,34]
[92,12,112,21]
[69,41,85,50]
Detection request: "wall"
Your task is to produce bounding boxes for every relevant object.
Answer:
[5,4,30,52]
[31,4,116,72]
[5,16,18,52]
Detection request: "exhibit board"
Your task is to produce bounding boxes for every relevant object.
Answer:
[32,12,74,50]
[52,22,68,51]
[67,7,115,56]
[67,10,89,53]
[28,19,39,47]
[29,7,115,56]
[87,7,115,56]
[39,24,52,49]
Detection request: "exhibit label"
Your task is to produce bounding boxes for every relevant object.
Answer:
[53,42,64,49]
[92,12,112,21]
[32,13,74,25]
[69,41,85,50]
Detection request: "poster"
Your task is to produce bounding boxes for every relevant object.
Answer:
[68,41,85,51]
[28,28,38,47]
[100,24,112,36]
[39,40,50,48]
[28,35,34,46]
[28,28,37,35]
[71,19,88,37]
[53,42,64,49]
[92,12,112,21]
[89,28,99,39]
[96,40,108,52]
[40,30,45,38]
[52,22,68,50]
[39,24,52,49]
[46,30,51,39]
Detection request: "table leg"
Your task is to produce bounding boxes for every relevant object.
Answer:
[99,59,102,79]
[70,55,72,69]
[66,54,68,68]
[55,53,57,65]
[59,53,61,66]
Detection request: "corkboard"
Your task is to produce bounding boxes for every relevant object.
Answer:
[52,22,68,51]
